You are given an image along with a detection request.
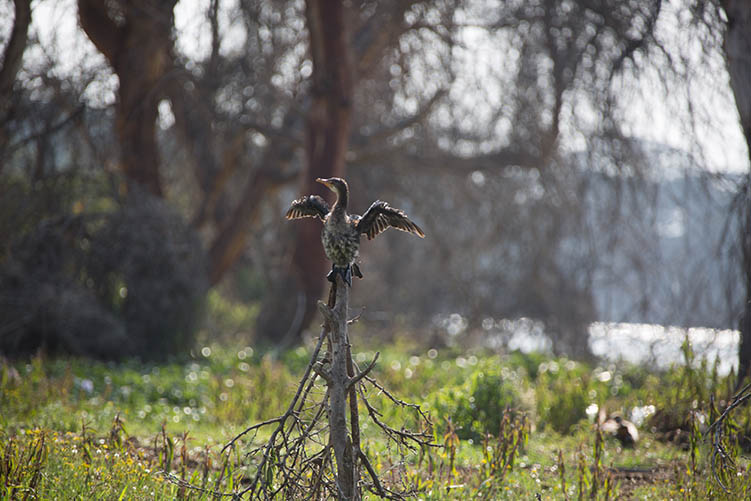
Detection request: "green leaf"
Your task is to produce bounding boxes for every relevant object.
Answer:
[117,484,128,501]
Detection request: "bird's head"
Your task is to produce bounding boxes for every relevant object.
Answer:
[316,177,349,199]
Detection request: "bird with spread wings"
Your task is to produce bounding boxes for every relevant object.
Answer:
[286,177,425,286]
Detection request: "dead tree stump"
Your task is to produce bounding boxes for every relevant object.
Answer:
[223,275,431,501]
[318,275,356,499]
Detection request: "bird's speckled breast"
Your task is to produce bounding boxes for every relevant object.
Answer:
[321,217,360,266]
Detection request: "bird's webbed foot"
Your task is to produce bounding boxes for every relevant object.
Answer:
[352,263,363,279]
[327,265,356,287]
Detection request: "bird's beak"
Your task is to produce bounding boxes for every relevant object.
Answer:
[316,178,332,188]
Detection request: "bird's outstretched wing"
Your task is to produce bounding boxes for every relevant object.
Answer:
[285,195,330,220]
[356,200,425,240]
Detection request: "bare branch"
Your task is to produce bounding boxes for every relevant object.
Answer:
[358,450,390,498]
[312,361,332,384]
[351,88,447,149]
[5,106,86,154]
[346,351,379,390]
[223,279,432,499]
[317,299,337,329]
[347,307,365,325]
[220,416,283,455]
[227,325,327,497]
[706,382,751,492]
[359,385,434,450]
[364,373,434,427]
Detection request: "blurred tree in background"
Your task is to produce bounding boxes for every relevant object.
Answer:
[0,0,749,368]
[710,0,751,382]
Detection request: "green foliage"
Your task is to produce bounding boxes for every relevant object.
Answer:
[0,346,293,436]
[481,409,528,482]
[204,290,259,338]
[428,359,522,440]
[532,360,590,434]
[506,350,549,381]
[2,343,751,499]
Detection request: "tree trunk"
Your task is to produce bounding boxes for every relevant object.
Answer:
[296,0,354,337]
[78,0,176,196]
[0,0,31,126]
[206,157,295,285]
[720,0,751,384]
[0,0,32,170]
[255,0,353,345]
[202,2,418,291]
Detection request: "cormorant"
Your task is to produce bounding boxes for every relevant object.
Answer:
[285,177,425,286]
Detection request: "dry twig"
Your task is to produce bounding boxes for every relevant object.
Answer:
[706,381,751,492]
[218,278,434,500]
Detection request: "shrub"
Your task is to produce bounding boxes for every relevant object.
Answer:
[429,359,522,440]
[89,190,208,358]
[0,177,207,361]
[535,360,592,434]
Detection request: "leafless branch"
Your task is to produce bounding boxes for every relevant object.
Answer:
[347,351,379,390]
[364,373,435,428]
[706,381,751,492]
[351,88,447,149]
[220,279,433,499]
[221,416,283,454]
[226,323,327,498]
[160,471,238,498]
[5,106,86,155]
[358,384,434,451]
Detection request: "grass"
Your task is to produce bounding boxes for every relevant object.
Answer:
[2,334,751,500]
